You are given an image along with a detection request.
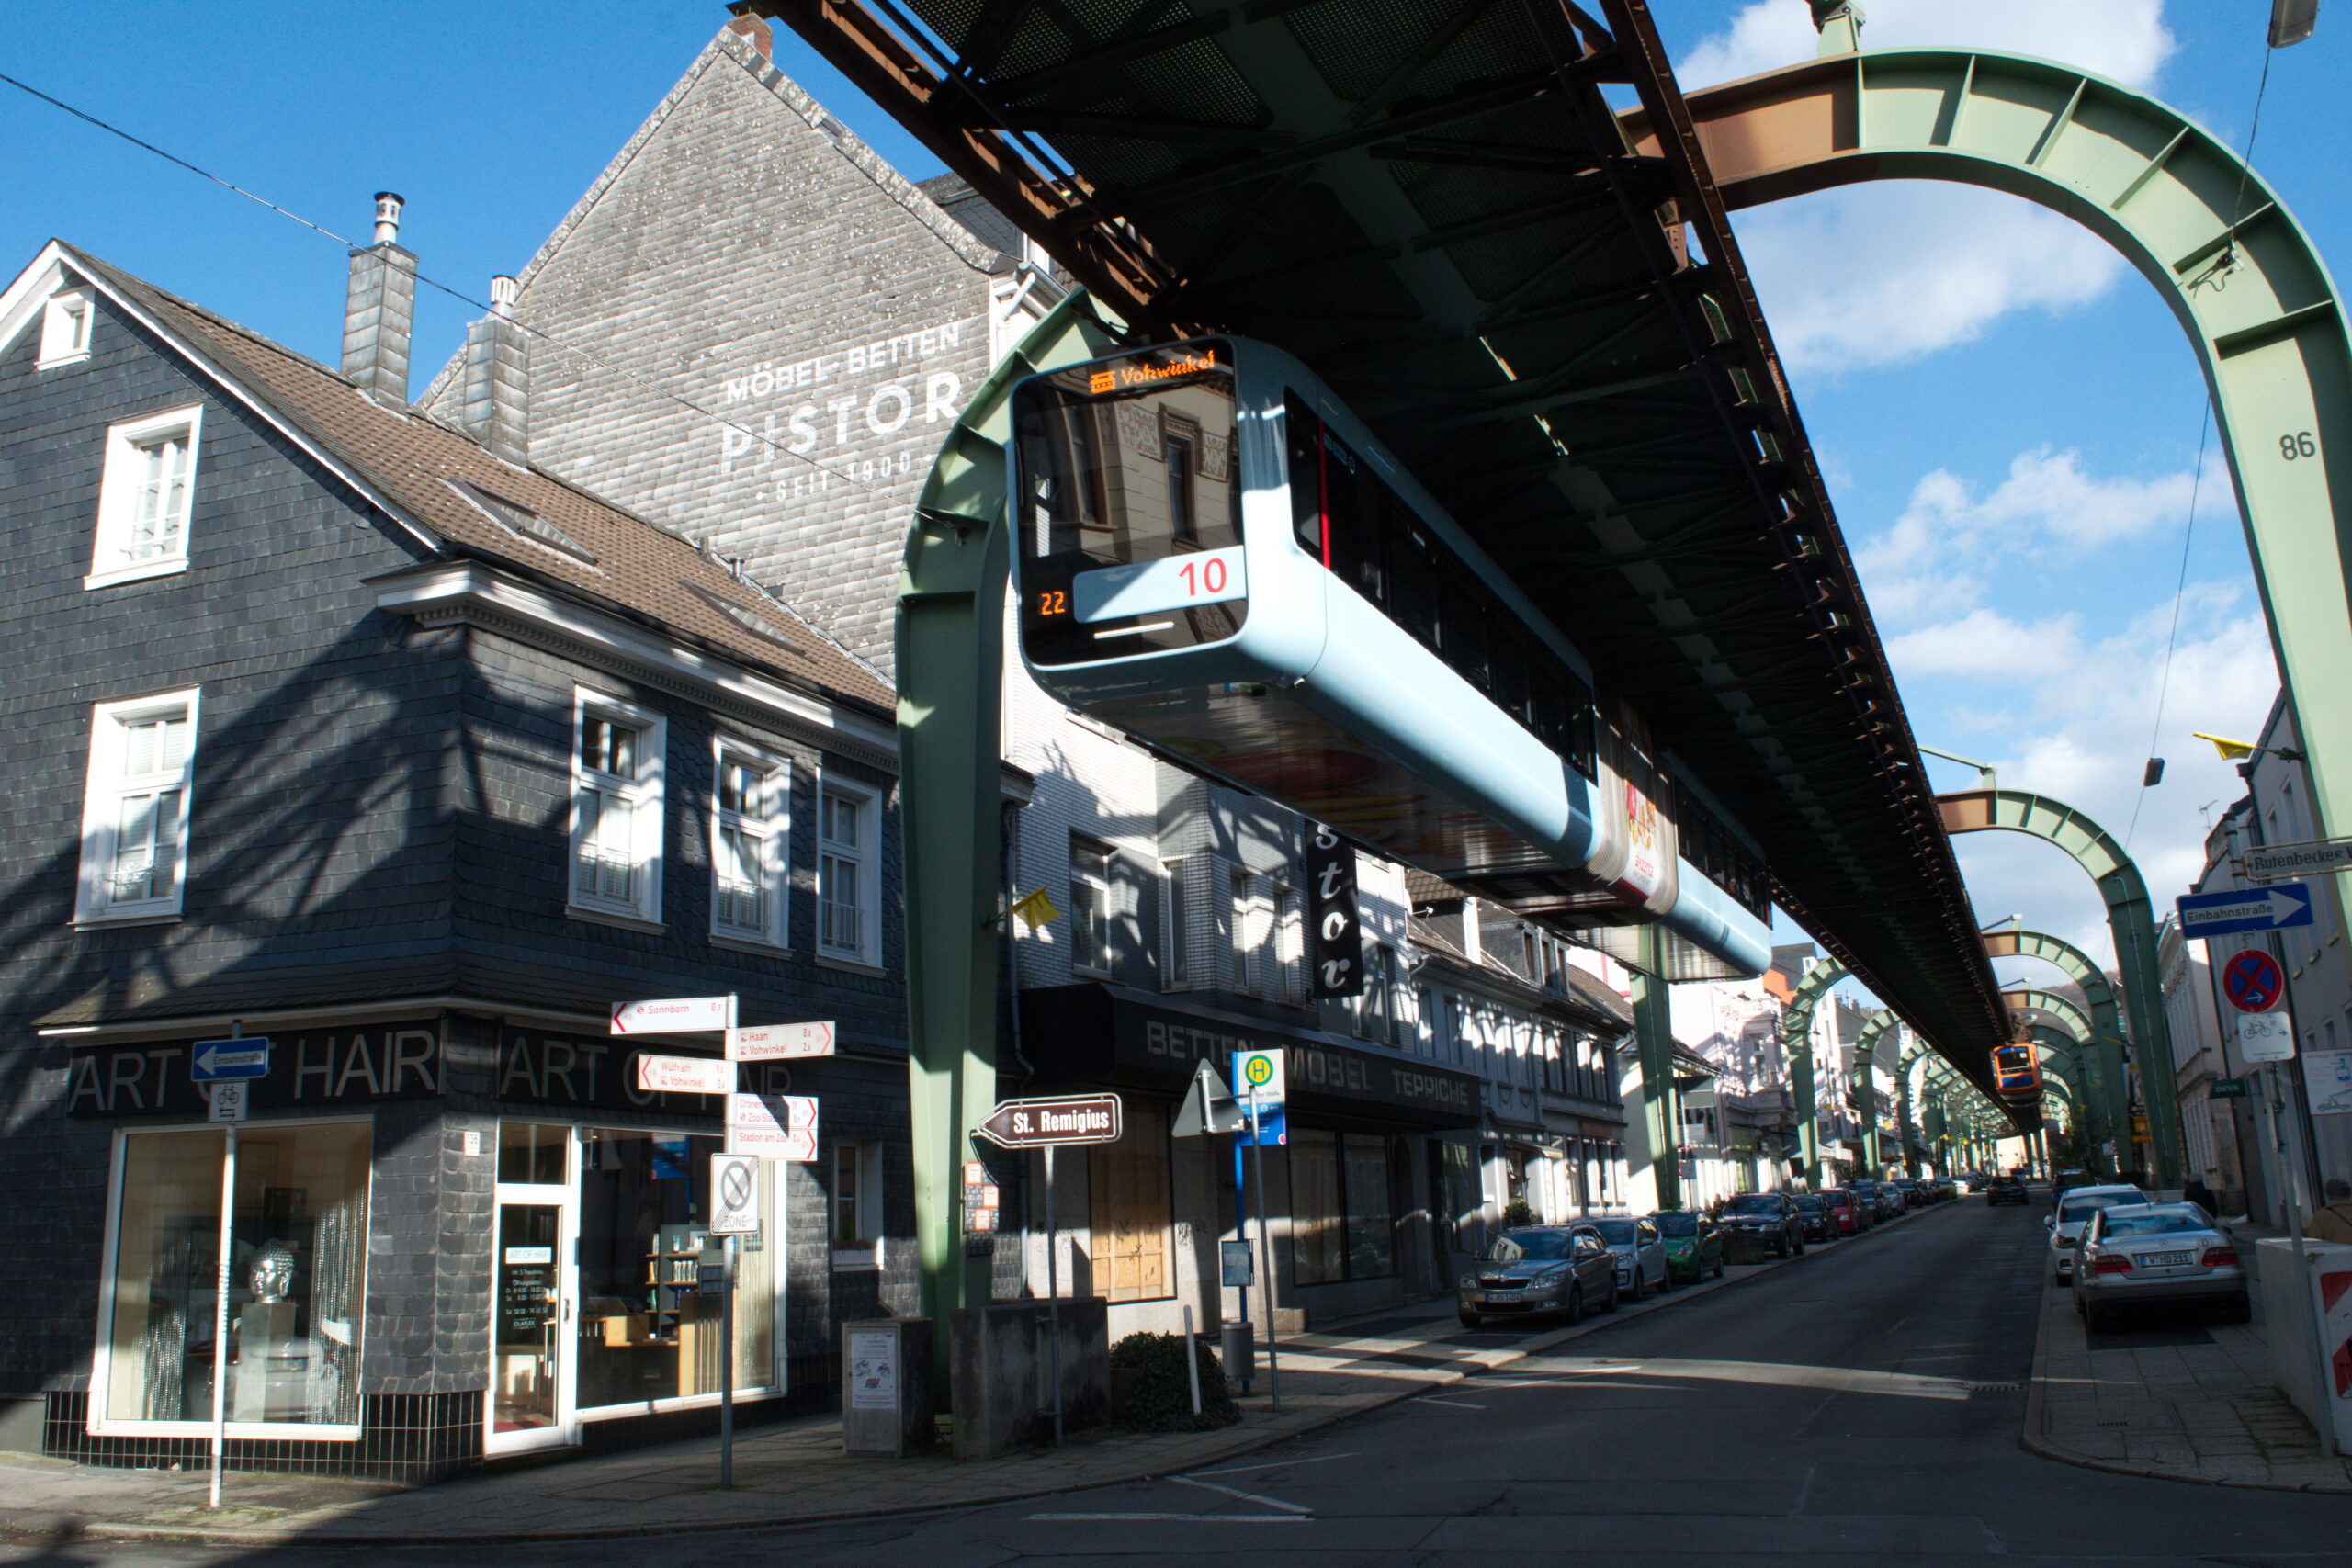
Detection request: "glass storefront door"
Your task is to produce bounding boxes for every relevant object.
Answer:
[490,1123,574,1453]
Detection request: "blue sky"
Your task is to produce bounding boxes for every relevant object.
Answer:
[5,0,2346,998]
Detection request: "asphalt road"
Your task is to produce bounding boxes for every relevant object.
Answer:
[18,1196,2352,1566]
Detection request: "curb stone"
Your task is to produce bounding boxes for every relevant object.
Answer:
[53,1203,1951,1547]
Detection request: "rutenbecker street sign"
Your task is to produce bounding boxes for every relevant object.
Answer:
[975,1094,1124,1148]
[2244,838,2352,881]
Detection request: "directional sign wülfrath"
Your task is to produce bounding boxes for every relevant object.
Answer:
[2176,882,2315,939]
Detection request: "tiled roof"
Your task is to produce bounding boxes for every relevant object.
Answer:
[61,244,894,716]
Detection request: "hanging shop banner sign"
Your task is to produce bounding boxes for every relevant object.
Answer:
[610,995,733,1034]
[728,1092,820,1160]
[728,1021,836,1061]
[635,1053,737,1096]
[1306,820,1362,998]
[70,1020,443,1118]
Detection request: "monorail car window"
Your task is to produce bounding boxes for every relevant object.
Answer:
[1674,782,1770,918]
[1013,343,1245,666]
[1284,393,1598,780]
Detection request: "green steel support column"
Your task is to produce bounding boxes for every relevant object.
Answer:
[897,295,1118,1387]
[1779,958,1849,1187]
[2006,989,2108,1152]
[1633,926,1682,1210]
[1987,930,2133,1173]
[1634,53,2352,1190]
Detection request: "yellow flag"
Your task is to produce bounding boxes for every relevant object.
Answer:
[2192,731,2256,761]
[1010,886,1060,931]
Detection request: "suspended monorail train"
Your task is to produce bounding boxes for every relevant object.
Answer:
[1009,336,1774,979]
[1992,1043,2044,1100]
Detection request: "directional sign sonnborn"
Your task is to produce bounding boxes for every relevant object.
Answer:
[2222,949,2288,1014]
[190,1038,270,1082]
[2177,883,2315,939]
[975,1094,1124,1148]
[610,996,731,1035]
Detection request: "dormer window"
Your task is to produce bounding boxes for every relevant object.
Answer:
[86,405,204,590]
[40,287,96,367]
[448,479,598,565]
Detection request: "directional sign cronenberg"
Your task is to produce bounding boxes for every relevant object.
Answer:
[977,1094,1124,1147]
[2222,949,2287,1014]
[633,1053,735,1096]
[727,1021,836,1062]
[727,1092,820,1160]
[610,996,732,1035]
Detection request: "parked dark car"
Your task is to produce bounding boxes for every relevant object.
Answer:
[1457,1224,1620,1327]
[1719,1192,1805,1258]
[1792,1192,1836,1243]
[1987,1176,2030,1206]
[1894,1178,1928,1209]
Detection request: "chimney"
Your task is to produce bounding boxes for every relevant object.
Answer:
[459,274,530,466]
[341,192,416,405]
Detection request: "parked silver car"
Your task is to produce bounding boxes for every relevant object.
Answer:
[1587,1215,1672,1299]
[2072,1202,2248,1328]
[2044,1183,2147,1283]
[1458,1224,1621,1327]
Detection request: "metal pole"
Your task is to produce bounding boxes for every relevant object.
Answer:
[719,1234,736,1487]
[1247,1100,1281,1412]
[1182,1304,1202,1416]
[1231,1134,1250,1394]
[1045,1144,1063,1447]
[209,1120,235,1510]
[2262,1062,2337,1454]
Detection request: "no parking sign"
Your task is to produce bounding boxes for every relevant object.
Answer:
[2222,949,2286,1013]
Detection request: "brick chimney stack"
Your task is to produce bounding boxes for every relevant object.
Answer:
[341,192,416,406]
[459,274,529,466]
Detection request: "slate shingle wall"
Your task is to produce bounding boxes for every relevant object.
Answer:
[0,290,454,1394]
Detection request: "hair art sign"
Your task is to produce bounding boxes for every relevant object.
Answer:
[1306,820,1362,999]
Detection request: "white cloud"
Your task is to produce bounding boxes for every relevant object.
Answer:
[1678,1,2177,376]
[1679,0,2177,93]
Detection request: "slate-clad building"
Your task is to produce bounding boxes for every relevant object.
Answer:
[0,231,914,1480]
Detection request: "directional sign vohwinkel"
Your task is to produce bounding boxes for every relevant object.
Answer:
[2176,882,2315,939]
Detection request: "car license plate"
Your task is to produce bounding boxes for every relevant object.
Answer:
[2143,1251,2193,1267]
[1486,1289,1523,1302]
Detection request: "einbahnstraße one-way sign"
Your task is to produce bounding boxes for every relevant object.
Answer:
[975,1094,1124,1148]
[2176,882,2315,938]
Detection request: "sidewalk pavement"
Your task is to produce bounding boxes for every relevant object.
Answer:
[2024,1217,2352,1492]
[2,1208,1934,1546]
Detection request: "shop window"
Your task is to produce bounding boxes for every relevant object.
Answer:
[575,1128,775,1413]
[1291,1130,1397,1285]
[818,776,879,964]
[96,1122,369,1434]
[75,688,198,925]
[1089,1104,1172,1303]
[712,744,789,949]
[87,403,203,589]
[497,1121,569,1184]
[570,691,664,927]
[1070,837,1113,976]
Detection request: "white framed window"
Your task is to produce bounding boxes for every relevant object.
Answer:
[1165,859,1192,987]
[87,404,205,590]
[40,286,96,367]
[817,774,880,964]
[1229,867,1259,995]
[710,741,789,950]
[568,690,664,928]
[830,1141,884,1268]
[75,688,199,925]
[1273,882,1304,1004]
[1070,837,1114,976]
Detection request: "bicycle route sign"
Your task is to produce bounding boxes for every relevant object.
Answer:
[2222,949,2286,1014]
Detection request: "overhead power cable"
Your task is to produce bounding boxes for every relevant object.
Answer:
[0,68,873,489]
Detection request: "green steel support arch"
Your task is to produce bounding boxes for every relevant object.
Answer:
[1987,928,2132,1170]
[1853,1009,1904,1177]
[1634,49,2352,1190]
[2006,987,2120,1160]
[895,293,1121,1385]
[1778,956,1849,1187]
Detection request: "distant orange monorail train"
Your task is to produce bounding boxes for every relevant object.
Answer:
[1992,1043,2043,1098]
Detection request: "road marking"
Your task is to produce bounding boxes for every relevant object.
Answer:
[1191,1451,1356,1478]
[1169,1474,1313,1514]
[1411,1394,1487,1408]
[1790,1462,1816,1517]
[1025,1513,1306,1522]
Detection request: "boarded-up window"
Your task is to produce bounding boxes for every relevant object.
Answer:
[1089,1104,1172,1302]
